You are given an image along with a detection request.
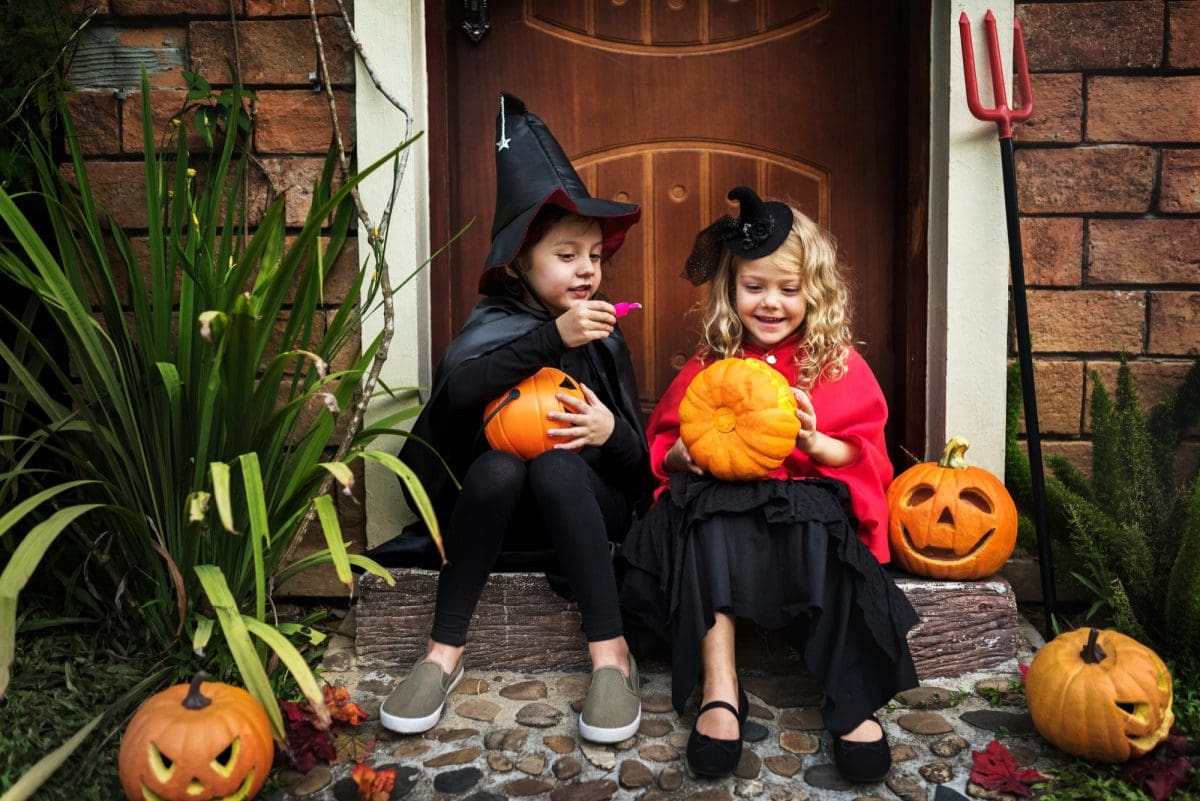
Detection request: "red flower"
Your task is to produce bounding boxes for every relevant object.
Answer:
[351,763,396,801]
[970,739,1047,798]
[324,683,369,727]
[281,699,336,773]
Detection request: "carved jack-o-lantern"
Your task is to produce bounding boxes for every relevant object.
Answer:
[483,367,587,461]
[1026,628,1174,762]
[886,436,1017,579]
[118,673,274,801]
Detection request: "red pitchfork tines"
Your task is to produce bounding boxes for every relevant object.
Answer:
[960,10,1034,140]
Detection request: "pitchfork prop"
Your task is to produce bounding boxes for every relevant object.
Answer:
[960,10,1057,638]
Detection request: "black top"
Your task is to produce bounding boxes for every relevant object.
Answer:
[368,294,653,568]
[446,318,645,473]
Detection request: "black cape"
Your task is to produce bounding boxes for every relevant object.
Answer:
[368,295,652,569]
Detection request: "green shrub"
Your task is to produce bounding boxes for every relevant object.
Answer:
[1006,357,1200,660]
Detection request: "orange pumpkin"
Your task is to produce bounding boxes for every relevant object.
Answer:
[1026,628,1174,762]
[118,673,274,801]
[886,436,1017,579]
[678,357,800,481]
[484,367,587,461]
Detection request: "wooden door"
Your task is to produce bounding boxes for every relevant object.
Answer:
[426,0,927,460]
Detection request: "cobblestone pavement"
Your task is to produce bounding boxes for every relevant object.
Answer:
[269,618,1052,801]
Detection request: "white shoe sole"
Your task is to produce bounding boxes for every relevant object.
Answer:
[578,707,641,744]
[379,669,463,734]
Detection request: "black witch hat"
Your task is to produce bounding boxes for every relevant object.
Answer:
[684,186,795,285]
[480,92,641,293]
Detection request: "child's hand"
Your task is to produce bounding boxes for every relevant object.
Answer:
[556,301,616,348]
[792,387,819,453]
[546,383,615,450]
[663,437,703,475]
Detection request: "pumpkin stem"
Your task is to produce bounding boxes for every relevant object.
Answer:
[938,436,970,469]
[1080,628,1107,664]
[183,672,213,710]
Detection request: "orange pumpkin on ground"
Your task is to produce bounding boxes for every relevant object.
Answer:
[1026,627,1174,762]
[484,367,587,461]
[886,436,1017,579]
[118,673,274,801]
[678,357,800,481]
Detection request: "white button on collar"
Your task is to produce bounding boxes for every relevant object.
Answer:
[765,354,777,365]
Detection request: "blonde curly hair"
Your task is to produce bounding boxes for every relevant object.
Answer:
[697,205,852,390]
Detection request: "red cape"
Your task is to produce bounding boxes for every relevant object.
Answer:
[646,338,894,563]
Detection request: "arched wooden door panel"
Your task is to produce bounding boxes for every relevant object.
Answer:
[425,0,926,455]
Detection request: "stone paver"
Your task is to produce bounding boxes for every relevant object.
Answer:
[277,622,1057,801]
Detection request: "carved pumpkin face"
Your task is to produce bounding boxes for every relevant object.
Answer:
[1027,628,1174,762]
[119,675,274,801]
[484,367,587,461]
[679,357,800,481]
[886,436,1017,579]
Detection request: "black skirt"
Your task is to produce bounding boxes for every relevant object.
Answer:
[620,474,920,735]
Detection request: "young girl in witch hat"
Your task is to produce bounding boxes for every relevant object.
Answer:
[620,187,919,781]
[377,93,652,743]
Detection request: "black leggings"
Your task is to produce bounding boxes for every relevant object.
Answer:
[430,449,630,646]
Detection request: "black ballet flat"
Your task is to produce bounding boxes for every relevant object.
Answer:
[831,716,892,783]
[686,686,749,778]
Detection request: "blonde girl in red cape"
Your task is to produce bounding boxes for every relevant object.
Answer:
[621,187,919,783]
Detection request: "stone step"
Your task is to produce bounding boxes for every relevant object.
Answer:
[356,569,1020,678]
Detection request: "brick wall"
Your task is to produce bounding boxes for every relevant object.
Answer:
[1014,0,1200,482]
[64,0,365,594]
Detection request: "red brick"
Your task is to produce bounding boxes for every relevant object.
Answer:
[1089,220,1200,285]
[1149,292,1200,355]
[1013,73,1082,144]
[1169,1,1200,68]
[246,0,347,15]
[114,27,188,88]
[1016,147,1155,214]
[1016,2,1163,71]
[282,235,359,306]
[1027,290,1145,353]
[65,92,121,156]
[67,0,110,14]
[1016,359,1085,435]
[66,161,148,229]
[121,90,212,154]
[1021,217,1083,286]
[109,0,241,15]
[254,90,354,155]
[189,18,353,86]
[1161,150,1200,212]
[1176,441,1200,484]
[1086,359,1198,431]
[1088,77,1200,142]
[1025,440,1094,480]
[258,157,344,226]
[96,234,355,307]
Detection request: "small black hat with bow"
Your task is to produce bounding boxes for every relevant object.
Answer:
[480,92,641,293]
[684,186,795,285]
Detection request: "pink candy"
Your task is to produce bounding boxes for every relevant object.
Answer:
[613,302,643,318]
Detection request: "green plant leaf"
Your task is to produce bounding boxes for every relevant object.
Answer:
[194,564,285,740]
[241,616,330,729]
[0,504,103,698]
[312,494,352,588]
[354,450,444,562]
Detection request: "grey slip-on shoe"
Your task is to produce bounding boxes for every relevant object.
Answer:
[380,658,464,734]
[578,653,641,743]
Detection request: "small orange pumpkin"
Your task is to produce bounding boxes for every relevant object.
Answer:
[886,436,1017,579]
[1026,628,1174,762]
[118,673,274,801]
[678,357,800,481]
[484,367,587,461]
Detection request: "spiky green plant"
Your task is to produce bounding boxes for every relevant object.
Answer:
[1005,357,1200,658]
[0,69,445,739]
